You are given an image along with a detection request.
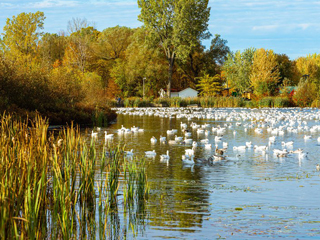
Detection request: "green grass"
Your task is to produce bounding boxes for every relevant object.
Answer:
[0,113,149,239]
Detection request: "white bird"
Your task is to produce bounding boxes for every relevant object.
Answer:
[175,135,183,142]
[254,145,268,151]
[246,141,252,148]
[192,141,198,148]
[316,164,320,171]
[160,150,170,161]
[182,155,195,165]
[204,143,212,149]
[281,141,293,147]
[183,138,193,145]
[304,135,312,140]
[91,130,98,138]
[223,142,228,149]
[185,149,195,156]
[159,135,166,143]
[200,138,209,144]
[151,136,157,144]
[124,149,134,157]
[233,145,247,151]
[104,131,114,140]
[145,150,157,157]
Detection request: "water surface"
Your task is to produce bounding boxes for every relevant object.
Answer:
[90,107,320,239]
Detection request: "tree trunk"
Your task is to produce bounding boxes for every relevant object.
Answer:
[167,62,172,98]
[167,55,175,98]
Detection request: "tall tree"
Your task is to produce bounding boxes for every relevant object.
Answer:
[250,48,280,97]
[138,0,211,97]
[1,11,45,61]
[223,48,255,93]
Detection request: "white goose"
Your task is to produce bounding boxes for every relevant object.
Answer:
[182,155,195,165]
[160,150,170,161]
[145,150,157,157]
[150,136,157,144]
[104,131,114,140]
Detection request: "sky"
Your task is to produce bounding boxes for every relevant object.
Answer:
[0,0,319,60]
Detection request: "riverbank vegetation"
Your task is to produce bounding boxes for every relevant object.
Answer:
[0,113,149,239]
[1,6,319,127]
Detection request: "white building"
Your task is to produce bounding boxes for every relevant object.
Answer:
[170,88,198,98]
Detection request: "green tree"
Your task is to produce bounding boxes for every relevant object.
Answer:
[137,0,211,97]
[176,34,230,89]
[250,48,280,97]
[1,11,45,61]
[223,48,255,93]
[196,74,222,96]
[111,28,167,97]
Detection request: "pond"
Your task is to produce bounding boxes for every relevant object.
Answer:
[90,107,320,239]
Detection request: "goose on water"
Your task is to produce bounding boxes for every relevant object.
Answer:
[182,155,195,165]
[151,136,157,144]
[160,150,170,161]
[145,150,157,157]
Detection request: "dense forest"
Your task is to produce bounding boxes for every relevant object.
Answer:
[1,9,320,124]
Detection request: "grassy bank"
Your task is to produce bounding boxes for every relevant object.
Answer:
[116,96,296,108]
[0,114,149,239]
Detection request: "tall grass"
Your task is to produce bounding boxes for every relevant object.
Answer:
[0,114,149,239]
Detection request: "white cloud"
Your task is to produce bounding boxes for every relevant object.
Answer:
[27,0,79,8]
[252,25,279,31]
[298,23,310,30]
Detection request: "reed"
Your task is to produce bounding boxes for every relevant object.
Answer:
[0,113,149,239]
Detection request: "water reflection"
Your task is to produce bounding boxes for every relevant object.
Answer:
[103,107,320,239]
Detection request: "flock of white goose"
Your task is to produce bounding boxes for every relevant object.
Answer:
[102,107,320,170]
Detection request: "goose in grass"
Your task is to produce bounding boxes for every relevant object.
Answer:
[150,136,157,144]
[145,150,157,157]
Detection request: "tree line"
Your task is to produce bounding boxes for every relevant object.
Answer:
[1,5,319,123]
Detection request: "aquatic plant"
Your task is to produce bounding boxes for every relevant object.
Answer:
[0,113,149,239]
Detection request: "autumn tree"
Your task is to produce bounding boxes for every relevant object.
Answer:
[38,32,66,69]
[64,26,99,73]
[138,0,211,97]
[1,11,45,62]
[250,48,280,97]
[111,28,167,97]
[223,48,255,93]
[196,74,222,96]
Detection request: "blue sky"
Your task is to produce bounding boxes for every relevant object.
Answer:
[0,0,319,59]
